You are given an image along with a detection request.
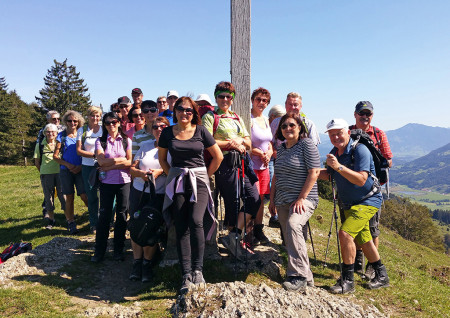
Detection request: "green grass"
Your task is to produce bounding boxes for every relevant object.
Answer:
[390,184,450,211]
[1,165,449,317]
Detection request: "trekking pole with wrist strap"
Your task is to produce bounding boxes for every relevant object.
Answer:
[241,154,248,271]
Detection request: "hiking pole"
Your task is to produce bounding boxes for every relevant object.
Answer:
[331,177,344,294]
[323,202,335,268]
[234,164,240,279]
[241,154,248,272]
[307,221,316,263]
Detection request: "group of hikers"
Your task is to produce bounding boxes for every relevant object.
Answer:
[33,81,393,295]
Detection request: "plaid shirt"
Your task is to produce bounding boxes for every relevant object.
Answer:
[350,125,393,160]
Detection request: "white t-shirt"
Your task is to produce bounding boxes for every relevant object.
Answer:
[76,126,103,166]
[133,141,170,194]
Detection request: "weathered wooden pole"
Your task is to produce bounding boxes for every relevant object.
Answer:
[231,0,251,129]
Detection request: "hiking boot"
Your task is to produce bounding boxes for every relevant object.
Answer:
[180,273,193,294]
[222,232,256,262]
[253,224,270,246]
[268,214,280,228]
[368,264,390,289]
[364,263,375,280]
[67,221,79,235]
[113,250,125,261]
[129,259,142,281]
[282,276,307,291]
[329,266,355,294]
[355,250,364,275]
[192,270,206,289]
[45,218,56,230]
[141,259,153,283]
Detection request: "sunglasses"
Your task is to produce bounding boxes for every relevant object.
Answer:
[114,110,121,114]
[217,94,233,100]
[132,113,144,119]
[255,97,269,103]
[142,107,158,114]
[175,105,193,114]
[104,120,119,126]
[119,104,129,109]
[152,124,167,130]
[157,100,167,104]
[66,119,78,123]
[358,111,373,117]
[281,123,297,130]
[51,118,60,122]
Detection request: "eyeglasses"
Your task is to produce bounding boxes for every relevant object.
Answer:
[358,111,373,117]
[66,119,78,123]
[217,94,233,100]
[157,100,167,104]
[104,120,119,126]
[152,124,167,130]
[132,113,144,119]
[281,123,297,130]
[51,118,60,122]
[175,105,193,114]
[119,104,129,109]
[114,110,121,114]
[142,107,158,114]
[167,96,178,100]
[255,97,269,104]
[45,131,57,134]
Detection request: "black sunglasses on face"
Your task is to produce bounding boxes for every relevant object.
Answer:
[142,107,158,114]
[175,105,193,114]
[358,111,373,117]
[119,105,129,109]
[281,123,297,130]
[104,120,119,126]
[66,119,78,123]
[217,94,233,100]
[152,124,167,130]
[132,113,144,119]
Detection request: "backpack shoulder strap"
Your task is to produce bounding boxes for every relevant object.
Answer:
[81,124,89,147]
[372,126,381,147]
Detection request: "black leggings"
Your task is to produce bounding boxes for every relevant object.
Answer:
[171,177,209,275]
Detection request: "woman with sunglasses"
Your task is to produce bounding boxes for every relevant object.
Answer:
[91,112,132,263]
[125,107,145,139]
[132,100,159,160]
[128,116,170,282]
[34,123,66,229]
[269,113,321,291]
[53,110,88,235]
[202,81,261,261]
[76,106,103,233]
[159,97,223,294]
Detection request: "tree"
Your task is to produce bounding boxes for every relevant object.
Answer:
[36,59,91,115]
[0,76,8,91]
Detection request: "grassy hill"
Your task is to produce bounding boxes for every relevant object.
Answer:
[0,166,449,317]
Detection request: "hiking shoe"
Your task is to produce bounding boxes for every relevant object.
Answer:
[355,250,364,275]
[268,215,280,228]
[222,232,256,262]
[45,218,56,230]
[368,264,390,289]
[42,207,48,219]
[180,273,193,294]
[129,259,142,281]
[253,224,270,245]
[113,250,125,261]
[192,270,206,289]
[141,259,153,283]
[329,277,355,294]
[364,263,375,280]
[282,276,307,291]
[67,221,79,235]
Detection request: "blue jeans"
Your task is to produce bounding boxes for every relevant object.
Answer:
[82,165,99,227]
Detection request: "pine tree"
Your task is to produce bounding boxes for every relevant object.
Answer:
[0,76,8,91]
[36,59,91,115]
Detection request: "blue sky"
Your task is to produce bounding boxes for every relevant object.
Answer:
[1,0,449,131]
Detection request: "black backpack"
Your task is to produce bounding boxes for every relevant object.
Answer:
[128,175,165,247]
[350,128,389,185]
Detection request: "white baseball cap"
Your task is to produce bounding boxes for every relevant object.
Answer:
[325,118,349,132]
[195,94,213,106]
[167,90,179,98]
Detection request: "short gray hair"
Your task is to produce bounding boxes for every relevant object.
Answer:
[268,104,286,118]
[43,123,58,133]
[46,110,60,121]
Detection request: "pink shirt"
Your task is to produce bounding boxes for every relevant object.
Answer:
[95,135,132,184]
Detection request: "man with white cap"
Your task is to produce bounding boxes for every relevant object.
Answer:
[319,118,389,294]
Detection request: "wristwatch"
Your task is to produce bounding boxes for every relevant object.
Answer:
[337,165,344,173]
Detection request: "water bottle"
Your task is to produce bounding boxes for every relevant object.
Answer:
[99,170,106,181]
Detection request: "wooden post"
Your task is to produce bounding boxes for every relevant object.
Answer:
[231,0,251,129]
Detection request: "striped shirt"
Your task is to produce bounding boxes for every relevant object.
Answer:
[274,138,321,206]
[131,125,155,156]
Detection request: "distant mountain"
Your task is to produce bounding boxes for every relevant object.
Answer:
[317,123,450,164]
[390,142,450,194]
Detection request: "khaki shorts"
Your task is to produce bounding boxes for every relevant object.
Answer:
[340,205,379,245]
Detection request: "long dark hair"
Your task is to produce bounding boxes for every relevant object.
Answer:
[275,113,307,142]
[100,112,127,143]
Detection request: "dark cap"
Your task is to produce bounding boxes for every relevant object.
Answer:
[141,100,158,110]
[131,88,142,95]
[355,101,373,112]
[118,96,131,105]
